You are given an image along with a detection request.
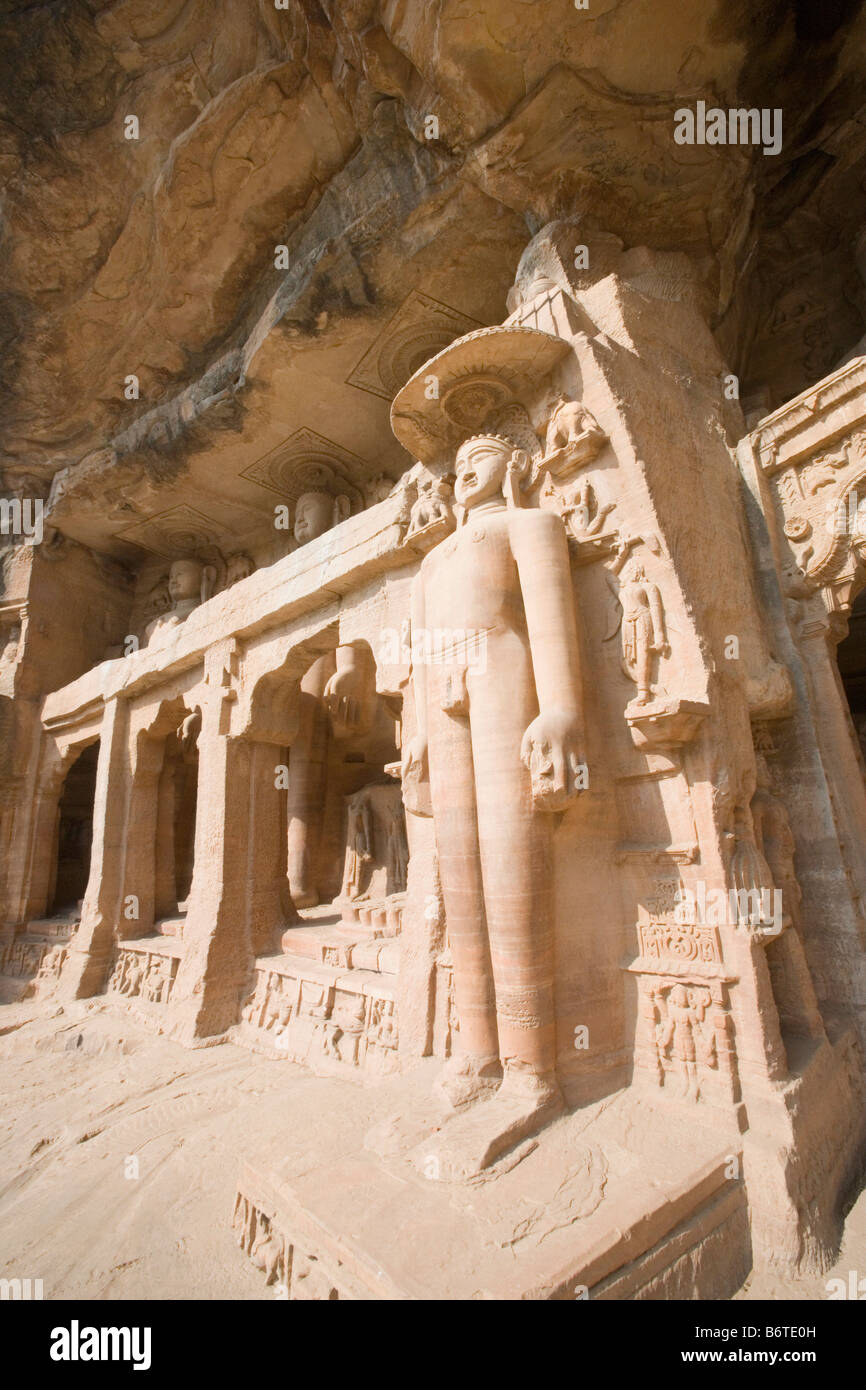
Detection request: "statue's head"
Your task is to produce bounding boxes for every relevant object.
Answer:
[168,558,204,603]
[454,435,528,510]
[293,490,350,545]
[166,558,216,608]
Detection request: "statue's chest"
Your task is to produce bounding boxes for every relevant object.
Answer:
[427,523,515,621]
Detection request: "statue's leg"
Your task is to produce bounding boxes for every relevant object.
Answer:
[469,657,558,1095]
[286,654,335,908]
[408,653,561,1178]
[427,685,500,1107]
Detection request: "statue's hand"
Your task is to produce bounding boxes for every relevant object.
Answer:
[520,711,586,811]
[179,709,201,754]
[401,734,428,784]
[324,668,364,736]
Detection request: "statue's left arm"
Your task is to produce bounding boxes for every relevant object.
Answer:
[511,509,586,809]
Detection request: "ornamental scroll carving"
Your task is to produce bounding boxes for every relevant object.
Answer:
[761,421,866,611]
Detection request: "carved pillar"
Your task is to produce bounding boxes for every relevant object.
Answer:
[168,643,249,1040]
[118,732,165,940]
[168,642,294,1042]
[20,758,64,925]
[286,653,334,908]
[247,740,292,957]
[58,699,129,998]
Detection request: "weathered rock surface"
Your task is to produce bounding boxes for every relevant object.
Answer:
[3,0,866,506]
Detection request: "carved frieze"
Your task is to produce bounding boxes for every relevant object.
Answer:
[633,974,737,1104]
[637,916,722,968]
[108,945,179,1004]
[0,937,53,979]
[238,959,399,1076]
[754,361,866,618]
[232,1193,352,1299]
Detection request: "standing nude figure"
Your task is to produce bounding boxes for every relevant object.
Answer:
[655,984,710,1099]
[619,564,668,705]
[402,433,586,1169]
[341,790,374,900]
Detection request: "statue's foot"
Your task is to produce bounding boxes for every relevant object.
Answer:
[433,1052,502,1112]
[414,1068,563,1181]
[496,1063,563,1111]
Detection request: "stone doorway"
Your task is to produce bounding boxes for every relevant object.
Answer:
[49,741,99,915]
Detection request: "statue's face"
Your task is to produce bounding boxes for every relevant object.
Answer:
[454,437,510,509]
[294,492,334,544]
[168,560,202,602]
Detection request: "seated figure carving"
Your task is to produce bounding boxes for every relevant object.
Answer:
[293,490,350,546]
[144,558,216,648]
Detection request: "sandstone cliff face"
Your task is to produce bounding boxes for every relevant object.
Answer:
[2,0,866,508]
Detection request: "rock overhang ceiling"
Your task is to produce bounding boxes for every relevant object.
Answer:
[2,0,866,565]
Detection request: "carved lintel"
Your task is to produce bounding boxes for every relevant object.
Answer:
[625,697,709,750]
[624,956,735,983]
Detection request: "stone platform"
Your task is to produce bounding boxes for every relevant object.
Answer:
[232,907,400,1075]
[233,1064,749,1300]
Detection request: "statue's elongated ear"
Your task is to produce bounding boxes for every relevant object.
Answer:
[332,494,351,526]
[509,447,529,479]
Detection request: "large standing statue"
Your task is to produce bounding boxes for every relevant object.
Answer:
[402,431,586,1167]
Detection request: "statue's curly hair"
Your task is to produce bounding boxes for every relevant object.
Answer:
[456,432,518,451]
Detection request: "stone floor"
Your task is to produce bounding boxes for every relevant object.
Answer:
[0,997,863,1301]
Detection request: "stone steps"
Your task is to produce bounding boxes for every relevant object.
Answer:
[236,915,400,1074]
